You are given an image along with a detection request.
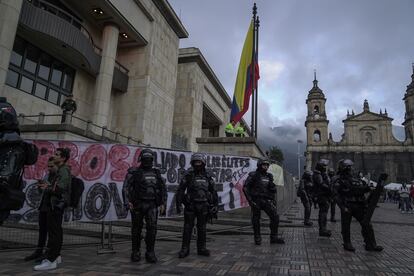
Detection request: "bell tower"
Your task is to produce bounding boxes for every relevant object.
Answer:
[305,71,329,147]
[403,63,414,144]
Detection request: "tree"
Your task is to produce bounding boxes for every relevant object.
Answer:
[267,146,284,163]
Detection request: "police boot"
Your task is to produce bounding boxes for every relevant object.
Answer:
[178,248,190,258]
[145,251,157,263]
[130,251,141,262]
[270,236,285,244]
[319,229,332,237]
[365,244,383,252]
[343,243,355,252]
[24,248,44,262]
[197,248,210,256]
[304,221,313,227]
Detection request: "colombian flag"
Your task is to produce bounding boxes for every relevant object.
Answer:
[230,20,260,124]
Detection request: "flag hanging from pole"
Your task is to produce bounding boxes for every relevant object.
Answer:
[230,20,260,124]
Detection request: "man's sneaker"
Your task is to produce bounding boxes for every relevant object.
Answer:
[197,248,210,256]
[24,249,43,262]
[33,259,57,271]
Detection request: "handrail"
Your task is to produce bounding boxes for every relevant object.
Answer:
[25,0,128,73]
[18,113,146,145]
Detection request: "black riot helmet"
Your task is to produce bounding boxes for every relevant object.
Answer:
[190,153,206,171]
[302,170,313,181]
[337,159,354,176]
[139,148,154,168]
[0,97,19,133]
[315,159,329,173]
[257,158,270,172]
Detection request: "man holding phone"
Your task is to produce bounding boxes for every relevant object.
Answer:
[24,157,58,262]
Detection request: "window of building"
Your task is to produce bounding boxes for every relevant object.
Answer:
[313,105,319,114]
[5,36,75,106]
[313,130,321,142]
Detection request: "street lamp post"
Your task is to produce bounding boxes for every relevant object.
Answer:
[297,140,303,178]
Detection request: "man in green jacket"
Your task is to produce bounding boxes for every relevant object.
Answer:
[34,148,71,271]
[225,120,235,137]
[235,124,245,137]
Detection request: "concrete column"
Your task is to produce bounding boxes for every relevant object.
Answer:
[0,0,23,94]
[92,23,119,128]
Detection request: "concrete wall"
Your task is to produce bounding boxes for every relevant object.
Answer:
[196,137,266,158]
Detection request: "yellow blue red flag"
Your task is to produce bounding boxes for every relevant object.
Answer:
[230,20,259,123]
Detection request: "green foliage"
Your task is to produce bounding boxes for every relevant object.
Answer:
[267,146,284,163]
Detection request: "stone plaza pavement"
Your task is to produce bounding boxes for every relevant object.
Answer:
[0,202,413,276]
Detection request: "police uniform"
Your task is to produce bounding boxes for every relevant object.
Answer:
[0,97,38,224]
[313,159,332,237]
[243,159,284,245]
[332,159,383,252]
[297,171,314,226]
[126,149,167,263]
[175,153,218,258]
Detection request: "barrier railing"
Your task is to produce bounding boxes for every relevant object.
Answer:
[17,113,145,145]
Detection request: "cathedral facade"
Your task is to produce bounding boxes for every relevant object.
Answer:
[305,68,414,183]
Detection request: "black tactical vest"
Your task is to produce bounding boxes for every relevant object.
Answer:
[136,170,158,201]
[187,174,209,203]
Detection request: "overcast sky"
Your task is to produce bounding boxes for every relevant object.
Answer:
[169,0,414,146]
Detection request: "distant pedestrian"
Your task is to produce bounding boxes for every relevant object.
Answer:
[60,95,77,123]
[399,183,411,213]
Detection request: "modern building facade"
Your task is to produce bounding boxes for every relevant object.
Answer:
[0,0,251,153]
[305,69,414,183]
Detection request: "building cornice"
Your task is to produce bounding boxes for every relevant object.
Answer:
[152,0,188,38]
[178,47,231,107]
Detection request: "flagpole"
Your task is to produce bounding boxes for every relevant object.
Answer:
[254,16,260,139]
[251,3,257,138]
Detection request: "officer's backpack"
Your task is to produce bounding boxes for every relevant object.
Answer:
[70,176,84,208]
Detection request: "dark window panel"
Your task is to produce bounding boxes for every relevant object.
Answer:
[10,37,25,67]
[24,46,40,74]
[5,70,19,87]
[48,89,59,104]
[51,63,63,86]
[20,76,34,93]
[34,83,47,99]
[38,55,52,80]
[62,69,74,91]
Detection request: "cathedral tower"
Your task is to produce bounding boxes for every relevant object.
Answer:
[403,64,414,144]
[305,72,329,146]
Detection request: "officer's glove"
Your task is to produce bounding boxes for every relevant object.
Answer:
[159,205,166,216]
[176,206,182,215]
[378,173,388,182]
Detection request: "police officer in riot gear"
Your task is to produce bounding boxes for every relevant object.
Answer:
[126,149,167,263]
[297,171,314,226]
[332,159,385,252]
[328,168,337,222]
[60,95,77,123]
[176,153,218,258]
[243,159,284,245]
[313,159,332,237]
[0,97,38,225]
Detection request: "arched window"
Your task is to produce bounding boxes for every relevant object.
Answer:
[365,132,373,144]
[313,130,321,142]
[313,105,319,114]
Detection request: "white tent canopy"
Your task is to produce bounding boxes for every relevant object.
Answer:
[384,183,403,190]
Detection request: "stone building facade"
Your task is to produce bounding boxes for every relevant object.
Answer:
[0,0,248,151]
[305,69,414,183]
